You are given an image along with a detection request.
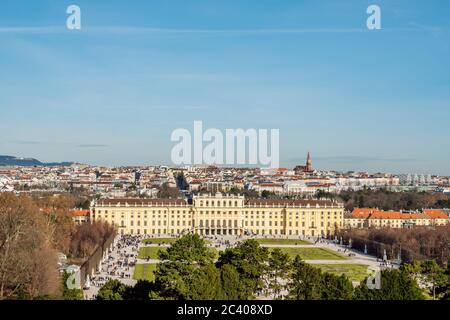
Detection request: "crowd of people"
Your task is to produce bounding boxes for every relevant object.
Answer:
[204,235,235,249]
[86,235,144,299]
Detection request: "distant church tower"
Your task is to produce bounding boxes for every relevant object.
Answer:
[306,152,312,172]
[293,152,313,173]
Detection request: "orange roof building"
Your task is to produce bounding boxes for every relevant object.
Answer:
[345,207,449,229]
[71,209,90,224]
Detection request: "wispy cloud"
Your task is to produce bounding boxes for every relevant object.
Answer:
[77,144,110,148]
[147,73,231,82]
[407,22,448,36]
[1,24,448,36]
[0,25,368,36]
[11,140,40,145]
[155,105,212,111]
[86,26,368,35]
[0,26,64,33]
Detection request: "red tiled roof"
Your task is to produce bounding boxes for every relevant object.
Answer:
[351,208,449,220]
[71,209,90,217]
[423,209,449,219]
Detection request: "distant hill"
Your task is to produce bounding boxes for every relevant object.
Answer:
[0,155,73,167]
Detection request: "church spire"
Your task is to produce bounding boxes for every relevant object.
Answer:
[306,151,312,172]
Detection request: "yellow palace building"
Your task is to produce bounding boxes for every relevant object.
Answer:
[91,194,344,237]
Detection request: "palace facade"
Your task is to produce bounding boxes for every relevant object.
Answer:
[91,194,345,237]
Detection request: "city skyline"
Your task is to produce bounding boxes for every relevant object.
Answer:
[1,1,450,174]
[0,152,444,179]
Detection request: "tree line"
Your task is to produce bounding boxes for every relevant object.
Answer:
[338,189,450,211]
[338,225,450,266]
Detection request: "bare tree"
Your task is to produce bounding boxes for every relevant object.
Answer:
[0,193,60,299]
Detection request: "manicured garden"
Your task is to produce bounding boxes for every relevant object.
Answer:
[138,246,166,259]
[138,246,218,260]
[142,237,210,245]
[133,264,157,281]
[255,238,311,245]
[141,238,178,245]
[273,247,347,260]
[315,264,370,282]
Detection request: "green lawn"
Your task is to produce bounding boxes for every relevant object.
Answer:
[142,238,211,245]
[133,264,157,281]
[315,264,370,282]
[138,246,218,260]
[141,238,178,245]
[273,247,347,260]
[138,246,167,259]
[256,238,311,245]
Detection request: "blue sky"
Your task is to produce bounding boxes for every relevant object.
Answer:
[0,0,449,174]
